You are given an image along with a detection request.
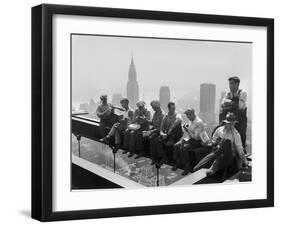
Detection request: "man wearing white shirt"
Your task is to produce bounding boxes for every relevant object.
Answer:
[220,76,247,152]
[172,109,209,175]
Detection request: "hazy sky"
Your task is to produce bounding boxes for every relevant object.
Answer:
[72,34,252,109]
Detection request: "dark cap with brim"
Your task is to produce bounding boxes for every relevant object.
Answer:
[223,112,239,124]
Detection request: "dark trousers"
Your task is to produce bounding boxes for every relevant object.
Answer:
[123,129,131,150]
[99,121,109,138]
[174,140,185,165]
[130,130,143,154]
[150,132,161,161]
[157,126,183,161]
[196,140,237,174]
[174,138,202,168]
[123,129,145,154]
[211,140,237,172]
[107,122,127,145]
[99,113,120,138]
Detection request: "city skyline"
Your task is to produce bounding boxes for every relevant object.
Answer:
[70,34,253,191]
[72,35,252,112]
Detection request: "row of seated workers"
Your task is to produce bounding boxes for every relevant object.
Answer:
[97,76,249,178]
[97,99,249,178]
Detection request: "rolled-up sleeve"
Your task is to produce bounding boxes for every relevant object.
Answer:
[212,127,221,143]
[239,91,247,109]
[221,92,228,106]
[160,116,167,133]
[194,122,204,140]
[175,113,182,125]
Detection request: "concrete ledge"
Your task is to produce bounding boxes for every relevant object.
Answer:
[171,169,207,186]
[72,154,146,189]
[72,117,100,126]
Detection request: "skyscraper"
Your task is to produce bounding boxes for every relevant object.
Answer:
[219,91,226,106]
[126,56,139,108]
[159,86,170,113]
[199,83,216,125]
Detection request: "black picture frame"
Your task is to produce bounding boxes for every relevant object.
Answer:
[32,4,274,222]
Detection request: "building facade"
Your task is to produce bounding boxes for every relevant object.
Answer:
[199,83,216,125]
[159,86,171,113]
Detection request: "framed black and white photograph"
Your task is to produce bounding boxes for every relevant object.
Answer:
[32,4,274,221]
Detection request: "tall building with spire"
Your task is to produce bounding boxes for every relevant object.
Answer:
[126,55,139,108]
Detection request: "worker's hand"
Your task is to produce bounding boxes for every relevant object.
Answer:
[203,140,213,147]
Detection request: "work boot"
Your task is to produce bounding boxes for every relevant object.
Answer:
[181,164,191,176]
[181,170,190,176]
[128,152,135,158]
[113,144,120,153]
[206,169,215,176]
[135,151,144,159]
[206,160,219,176]
[99,136,110,144]
[171,164,178,171]
[159,158,169,166]
[135,155,141,159]
[122,149,129,154]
